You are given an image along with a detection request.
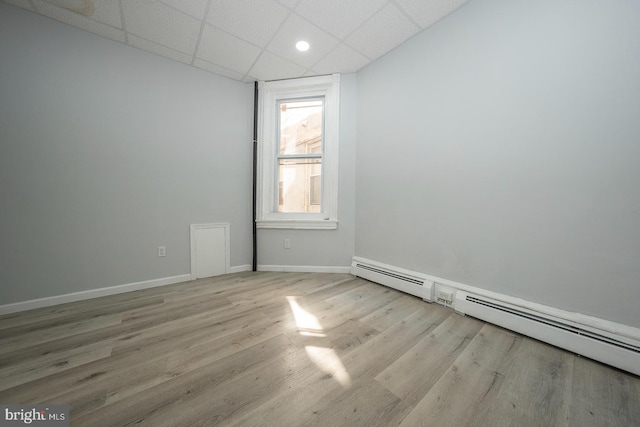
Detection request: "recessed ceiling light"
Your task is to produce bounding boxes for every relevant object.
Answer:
[296,41,310,52]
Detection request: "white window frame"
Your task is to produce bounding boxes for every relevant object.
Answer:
[256,74,340,230]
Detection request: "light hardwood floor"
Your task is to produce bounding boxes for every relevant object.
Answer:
[1,272,639,426]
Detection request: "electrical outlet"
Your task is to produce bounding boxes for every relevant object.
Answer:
[284,239,291,249]
[158,246,166,257]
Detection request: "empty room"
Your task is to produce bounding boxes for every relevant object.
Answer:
[1,0,639,425]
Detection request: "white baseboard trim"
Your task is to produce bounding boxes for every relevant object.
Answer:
[0,274,192,316]
[229,264,253,273]
[258,265,351,273]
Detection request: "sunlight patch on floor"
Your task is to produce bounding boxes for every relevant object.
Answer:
[286,296,352,388]
[286,296,326,337]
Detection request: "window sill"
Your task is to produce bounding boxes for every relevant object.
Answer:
[256,219,338,230]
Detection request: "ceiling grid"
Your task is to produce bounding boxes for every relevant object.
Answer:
[1,0,469,82]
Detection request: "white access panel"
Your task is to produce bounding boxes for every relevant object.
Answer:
[190,223,230,279]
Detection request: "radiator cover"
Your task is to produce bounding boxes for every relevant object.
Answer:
[351,257,434,302]
[455,290,640,377]
[350,256,640,377]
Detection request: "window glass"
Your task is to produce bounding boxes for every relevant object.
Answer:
[276,98,323,213]
[278,99,323,156]
[277,159,322,213]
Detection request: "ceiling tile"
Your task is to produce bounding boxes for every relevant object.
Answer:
[123,0,201,54]
[196,25,261,74]
[396,0,467,29]
[32,0,125,42]
[207,0,289,48]
[248,51,306,81]
[156,0,209,20]
[266,13,339,69]
[294,0,386,39]
[128,33,193,64]
[346,2,420,60]
[3,0,35,11]
[38,0,95,16]
[193,58,245,81]
[312,43,370,74]
[83,0,123,28]
[36,0,123,28]
[275,0,298,9]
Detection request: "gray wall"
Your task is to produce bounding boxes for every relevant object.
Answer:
[355,0,640,328]
[257,73,357,268]
[0,4,253,304]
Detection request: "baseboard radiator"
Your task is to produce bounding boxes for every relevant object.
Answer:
[455,291,640,376]
[351,257,434,302]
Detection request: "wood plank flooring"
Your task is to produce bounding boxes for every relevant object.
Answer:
[1,272,639,426]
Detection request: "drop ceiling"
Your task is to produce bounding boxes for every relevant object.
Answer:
[2,0,468,82]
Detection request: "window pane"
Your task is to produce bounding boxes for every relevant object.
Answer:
[277,158,322,213]
[279,99,323,155]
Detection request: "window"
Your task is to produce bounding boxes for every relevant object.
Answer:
[257,74,340,229]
